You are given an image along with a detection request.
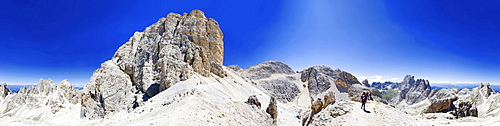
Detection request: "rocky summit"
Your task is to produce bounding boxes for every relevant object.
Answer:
[1,10,500,126]
[81,10,226,119]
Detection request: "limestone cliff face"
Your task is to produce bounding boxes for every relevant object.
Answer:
[300,66,342,95]
[113,9,225,98]
[81,10,225,118]
[240,61,299,102]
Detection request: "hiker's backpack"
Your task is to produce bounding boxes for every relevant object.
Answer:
[361,94,367,101]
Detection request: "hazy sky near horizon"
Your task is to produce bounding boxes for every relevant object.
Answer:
[1,0,499,86]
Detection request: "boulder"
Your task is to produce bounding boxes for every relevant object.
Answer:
[450,101,478,118]
[311,98,324,114]
[245,95,261,108]
[423,97,457,113]
[323,91,336,108]
[266,97,278,123]
[334,71,360,93]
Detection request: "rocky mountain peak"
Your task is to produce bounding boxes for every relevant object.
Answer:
[479,83,494,98]
[81,10,225,118]
[241,61,295,80]
[187,9,207,19]
[400,74,415,90]
[241,61,299,102]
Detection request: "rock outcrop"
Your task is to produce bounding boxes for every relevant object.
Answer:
[112,9,225,98]
[0,83,11,99]
[228,65,243,72]
[311,98,324,115]
[81,10,226,118]
[81,61,142,119]
[335,71,360,92]
[305,100,352,126]
[58,79,82,104]
[241,61,299,102]
[266,97,278,123]
[0,79,80,121]
[245,95,261,108]
[322,91,336,108]
[300,66,341,95]
[362,79,370,87]
[423,97,457,113]
[450,101,478,118]
[479,83,494,98]
[311,91,336,114]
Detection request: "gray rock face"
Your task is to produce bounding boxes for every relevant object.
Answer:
[479,83,494,98]
[423,97,457,113]
[227,65,242,72]
[81,61,142,119]
[242,61,295,80]
[362,79,370,87]
[301,66,341,95]
[401,79,431,104]
[451,101,478,118]
[81,10,226,119]
[0,83,11,99]
[241,61,299,102]
[57,79,82,104]
[259,79,300,102]
[399,75,416,90]
[335,71,361,93]
[112,9,225,98]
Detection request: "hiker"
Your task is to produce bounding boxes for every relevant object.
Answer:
[361,92,367,110]
[368,92,373,101]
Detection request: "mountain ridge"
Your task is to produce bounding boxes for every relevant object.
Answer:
[1,10,499,125]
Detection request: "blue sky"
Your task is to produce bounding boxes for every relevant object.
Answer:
[1,0,499,86]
